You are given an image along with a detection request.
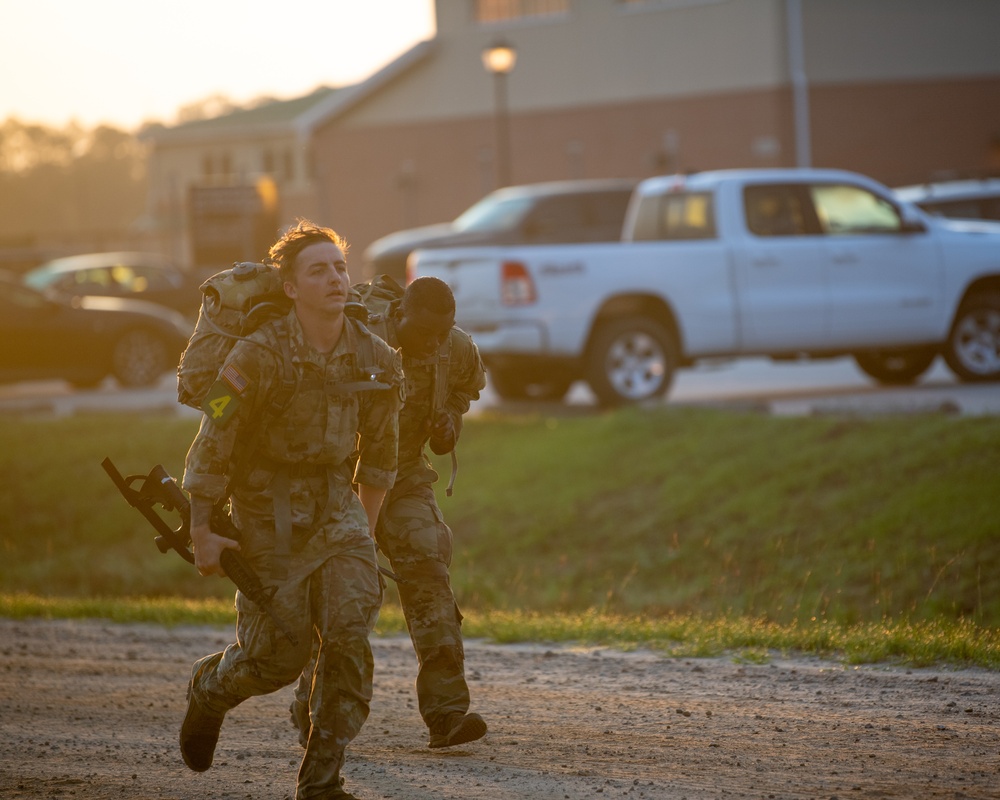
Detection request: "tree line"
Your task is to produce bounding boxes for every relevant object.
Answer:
[0,96,270,270]
[0,119,149,261]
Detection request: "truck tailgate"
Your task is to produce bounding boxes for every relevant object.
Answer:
[410,247,511,326]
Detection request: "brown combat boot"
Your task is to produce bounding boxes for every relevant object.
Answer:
[428,711,488,749]
[179,682,226,772]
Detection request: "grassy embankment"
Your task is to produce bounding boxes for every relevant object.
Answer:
[1,408,997,668]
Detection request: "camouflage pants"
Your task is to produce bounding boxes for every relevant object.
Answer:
[189,504,381,800]
[294,482,469,734]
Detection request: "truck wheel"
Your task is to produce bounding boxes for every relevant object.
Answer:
[943,292,1000,382]
[586,317,677,407]
[489,366,573,402]
[853,348,936,385]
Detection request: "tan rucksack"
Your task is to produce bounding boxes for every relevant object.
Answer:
[349,274,451,416]
[351,274,459,493]
[176,262,292,411]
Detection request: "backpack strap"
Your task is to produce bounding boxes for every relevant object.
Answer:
[428,333,458,496]
[324,318,393,396]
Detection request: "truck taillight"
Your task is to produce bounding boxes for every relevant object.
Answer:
[501,261,536,305]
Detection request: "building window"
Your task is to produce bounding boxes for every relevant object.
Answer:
[283,149,295,182]
[262,149,275,175]
[475,0,569,24]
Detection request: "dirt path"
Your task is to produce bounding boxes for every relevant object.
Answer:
[1,617,997,799]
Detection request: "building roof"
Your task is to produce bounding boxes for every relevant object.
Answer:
[142,86,340,144]
[294,38,438,135]
[143,38,438,146]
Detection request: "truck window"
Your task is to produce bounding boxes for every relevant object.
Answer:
[744,185,812,237]
[523,191,632,242]
[631,192,716,241]
[454,195,533,233]
[810,184,902,234]
[525,196,586,241]
[584,191,634,240]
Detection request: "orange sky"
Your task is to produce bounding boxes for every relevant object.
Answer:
[0,0,435,130]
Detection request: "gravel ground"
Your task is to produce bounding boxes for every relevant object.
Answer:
[1,617,998,799]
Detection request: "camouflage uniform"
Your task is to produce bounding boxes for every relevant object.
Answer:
[182,308,403,799]
[293,316,486,739]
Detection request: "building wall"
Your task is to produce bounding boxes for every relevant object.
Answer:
[316,86,799,272]
[809,75,1000,186]
[146,132,316,265]
[345,0,789,126]
[348,0,1000,127]
[147,0,1000,272]
[316,0,1000,266]
[802,0,1000,83]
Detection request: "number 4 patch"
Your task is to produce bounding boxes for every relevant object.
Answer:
[201,364,250,426]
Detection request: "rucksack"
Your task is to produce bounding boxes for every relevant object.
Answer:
[352,274,459,494]
[177,262,291,411]
[349,274,451,416]
[177,262,387,420]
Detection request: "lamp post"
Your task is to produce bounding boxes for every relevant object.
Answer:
[482,41,517,188]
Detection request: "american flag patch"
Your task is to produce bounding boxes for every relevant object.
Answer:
[220,364,249,395]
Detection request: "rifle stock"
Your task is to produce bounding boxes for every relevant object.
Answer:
[101,457,299,646]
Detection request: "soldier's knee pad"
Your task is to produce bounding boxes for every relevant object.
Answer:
[396,557,451,584]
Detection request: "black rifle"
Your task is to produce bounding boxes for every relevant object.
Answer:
[101,457,299,646]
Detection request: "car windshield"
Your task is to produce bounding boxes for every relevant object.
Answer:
[22,269,55,290]
[453,195,534,233]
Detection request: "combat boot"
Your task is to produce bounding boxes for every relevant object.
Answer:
[428,711,488,749]
[179,681,226,772]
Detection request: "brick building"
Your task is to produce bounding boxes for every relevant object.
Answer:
[145,0,1000,275]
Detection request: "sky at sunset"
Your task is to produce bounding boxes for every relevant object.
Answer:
[0,0,436,130]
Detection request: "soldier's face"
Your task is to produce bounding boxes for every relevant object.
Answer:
[395,305,454,359]
[284,241,349,317]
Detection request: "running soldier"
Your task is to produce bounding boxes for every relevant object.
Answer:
[180,221,404,800]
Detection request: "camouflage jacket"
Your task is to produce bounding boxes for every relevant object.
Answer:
[183,308,404,518]
[385,315,486,492]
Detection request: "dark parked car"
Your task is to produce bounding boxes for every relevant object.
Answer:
[23,251,203,318]
[0,274,192,388]
[362,179,637,282]
[894,179,1000,222]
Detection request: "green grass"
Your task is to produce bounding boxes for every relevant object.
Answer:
[2,593,996,669]
[1,408,998,668]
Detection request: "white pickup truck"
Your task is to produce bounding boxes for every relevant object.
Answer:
[410,168,1000,406]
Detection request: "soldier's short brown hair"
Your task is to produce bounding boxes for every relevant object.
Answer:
[268,220,350,281]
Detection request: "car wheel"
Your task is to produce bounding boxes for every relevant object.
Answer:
[586,317,677,407]
[853,348,936,385]
[111,328,171,388]
[943,292,1000,382]
[488,366,574,402]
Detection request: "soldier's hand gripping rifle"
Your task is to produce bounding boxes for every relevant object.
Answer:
[101,457,299,646]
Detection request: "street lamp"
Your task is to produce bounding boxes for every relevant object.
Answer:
[482,41,517,188]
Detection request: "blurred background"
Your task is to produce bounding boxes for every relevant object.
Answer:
[2,0,999,282]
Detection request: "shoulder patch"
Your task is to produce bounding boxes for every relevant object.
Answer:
[201,371,249,426]
[220,363,250,395]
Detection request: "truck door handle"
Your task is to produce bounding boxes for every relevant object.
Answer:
[752,256,779,267]
[831,252,859,264]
